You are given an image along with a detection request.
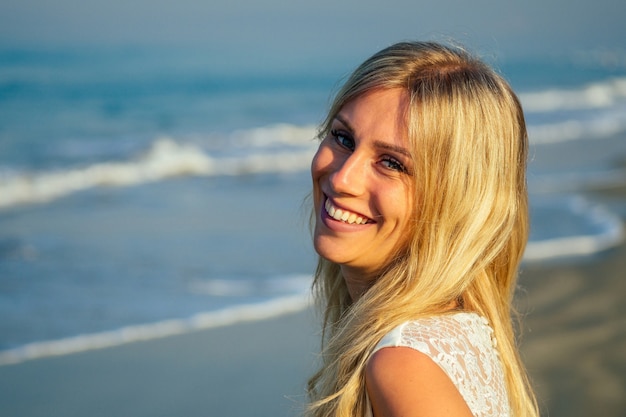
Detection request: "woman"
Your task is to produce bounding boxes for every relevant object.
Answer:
[307,41,539,417]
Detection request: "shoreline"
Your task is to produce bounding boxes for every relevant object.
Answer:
[2,235,624,417]
[0,294,312,366]
[1,197,625,417]
[518,181,626,416]
[0,239,624,416]
[0,308,320,417]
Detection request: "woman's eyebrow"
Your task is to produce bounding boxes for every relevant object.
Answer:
[333,114,354,133]
[373,140,411,158]
[334,114,411,158]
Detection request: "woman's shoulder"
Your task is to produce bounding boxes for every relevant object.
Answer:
[369,312,511,417]
[366,343,475,416]
[373,311,497,355]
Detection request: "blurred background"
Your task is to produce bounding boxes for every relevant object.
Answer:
[0,0,625,416]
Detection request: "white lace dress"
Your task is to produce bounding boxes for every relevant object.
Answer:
[366,312,511,417]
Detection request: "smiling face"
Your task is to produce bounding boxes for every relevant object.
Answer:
[311,88,414,287]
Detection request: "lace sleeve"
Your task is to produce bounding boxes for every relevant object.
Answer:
[371,313,511,417]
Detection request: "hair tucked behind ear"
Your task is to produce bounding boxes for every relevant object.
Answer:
[307,41,538,417]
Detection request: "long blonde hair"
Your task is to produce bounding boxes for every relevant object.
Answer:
[307,41,538,417]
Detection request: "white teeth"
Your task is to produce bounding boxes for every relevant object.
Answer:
[324,199,368,225]
[326,199,336,217]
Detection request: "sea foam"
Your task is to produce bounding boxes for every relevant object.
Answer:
[528,113,626,144]
[0,127,318,209]
[519,77,626,112]
[521,77,626,144]
[524,196,624,262]
[0,292,311,366]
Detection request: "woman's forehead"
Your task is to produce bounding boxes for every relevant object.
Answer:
[335,88,411,143]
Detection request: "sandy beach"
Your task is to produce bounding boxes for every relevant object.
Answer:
[519,198,626,415]
[1,192,624,417]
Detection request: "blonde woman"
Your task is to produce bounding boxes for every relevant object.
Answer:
[307,41,539,417]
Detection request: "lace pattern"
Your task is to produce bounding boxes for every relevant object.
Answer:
[368,312,511,417]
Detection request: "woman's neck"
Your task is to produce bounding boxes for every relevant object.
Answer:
[340,265,376,302]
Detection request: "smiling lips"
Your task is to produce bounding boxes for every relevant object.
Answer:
[324,198,372,225]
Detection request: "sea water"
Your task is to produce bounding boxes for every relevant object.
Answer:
[0,46,625,364]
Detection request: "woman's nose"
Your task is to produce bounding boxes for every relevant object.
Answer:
[328,153,367,196]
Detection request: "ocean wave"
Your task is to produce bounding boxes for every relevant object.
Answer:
[3,83,626,210]
[0,135,317,209]
[528,111,626,144]
[521,76,626,144]
[519,77,626,113]
[0,293,311,366]
[229,123,318,148]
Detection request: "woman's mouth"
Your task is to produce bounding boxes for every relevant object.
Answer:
[324,199,372,225]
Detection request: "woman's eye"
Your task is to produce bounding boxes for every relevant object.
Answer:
[381,157,407,173]
[331,129,355,151]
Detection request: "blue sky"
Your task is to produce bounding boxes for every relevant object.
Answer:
[1,0,625,65]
